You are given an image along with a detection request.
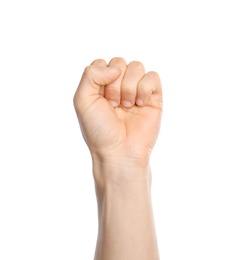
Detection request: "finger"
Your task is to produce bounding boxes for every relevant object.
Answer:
[77,64,121,98]
[121,61,145,108]
[105,57,127,107]
[91,59,107,97]
[136,71,162,109]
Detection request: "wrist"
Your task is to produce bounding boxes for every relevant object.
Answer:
[92,155,152,192]
[91,150,151,170]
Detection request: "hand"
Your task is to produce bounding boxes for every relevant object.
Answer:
[73,57,163,166]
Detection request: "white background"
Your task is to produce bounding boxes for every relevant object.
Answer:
[0,0,236,259]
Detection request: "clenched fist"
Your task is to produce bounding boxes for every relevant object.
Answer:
[73,57,163,167]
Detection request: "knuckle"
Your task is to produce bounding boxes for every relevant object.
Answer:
[91,59,106,66]
[83,65,92,76]
[147,71,160,81]
[83,65,96,82]
[109,57,126,65]
[73,92,79,110]
[127,61,144,70]
[146,71,162,90]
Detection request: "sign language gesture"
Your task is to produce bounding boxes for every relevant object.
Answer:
[73,57,162,259]
[73,57,163,166]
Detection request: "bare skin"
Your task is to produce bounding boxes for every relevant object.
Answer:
[73,57,163,260]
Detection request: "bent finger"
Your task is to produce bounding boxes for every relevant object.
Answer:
[121,61,145,108]
[105,57,127,107]
[136,71,162,108]
[90,59,107,96]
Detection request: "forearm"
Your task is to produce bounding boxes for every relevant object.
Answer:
[93,160,159,260]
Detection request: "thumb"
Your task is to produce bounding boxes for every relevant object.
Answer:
[77,65,121,97]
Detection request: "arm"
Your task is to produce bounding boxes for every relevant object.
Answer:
[73,57,163,260]
[93,161,159,260]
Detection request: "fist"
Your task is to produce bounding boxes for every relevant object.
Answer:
[73,57,163,164]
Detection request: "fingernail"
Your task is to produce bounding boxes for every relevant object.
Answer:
[108,100,118,107]
[136,99,143,106]
[122,100,132,107]
[107,67,118,73]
